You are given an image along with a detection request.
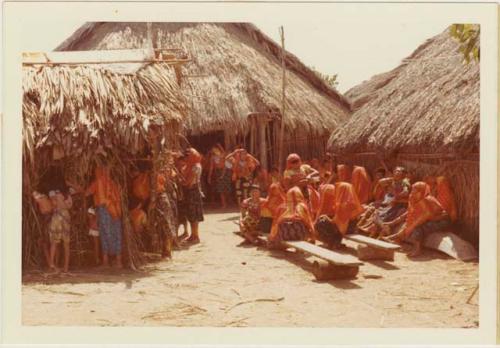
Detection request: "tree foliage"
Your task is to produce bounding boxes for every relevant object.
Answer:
[310,66,339,90]
[450,24,480,63]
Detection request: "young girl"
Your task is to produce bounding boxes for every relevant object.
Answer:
[240,185,266,244]
[47,189,73,273]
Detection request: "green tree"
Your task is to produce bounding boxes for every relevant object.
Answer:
[450,24,480,63]
[310,66,339,90]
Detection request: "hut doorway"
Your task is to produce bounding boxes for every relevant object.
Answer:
[187,131,225,155]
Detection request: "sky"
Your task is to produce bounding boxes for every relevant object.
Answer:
[19,17,449,93]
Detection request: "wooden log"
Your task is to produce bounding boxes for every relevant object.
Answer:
[357,244,395,261]
[312,260,359,281]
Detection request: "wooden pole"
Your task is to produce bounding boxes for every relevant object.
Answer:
[259,117,268,171]
[278,26,287,173]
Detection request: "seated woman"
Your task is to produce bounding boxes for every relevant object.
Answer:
[373,166,410,227]
[351,166,372,205]
[267,187,316,247]
[336,164,352,183]
[425,176,458,223]
[386,182,451,257]
[240,185,266,244]
[259,183,286,235]
[313,184,340,248]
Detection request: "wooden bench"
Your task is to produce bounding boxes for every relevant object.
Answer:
[344,234,400,261]
[282,241,363,281]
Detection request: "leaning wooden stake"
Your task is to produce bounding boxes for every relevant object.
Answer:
[278,26,287,172]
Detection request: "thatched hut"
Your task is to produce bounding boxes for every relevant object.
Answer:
[56,22,351,167]
[22,50,188,269]
[328,27,479,246]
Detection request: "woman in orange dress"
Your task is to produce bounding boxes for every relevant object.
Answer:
[313,184,343,248]
[226,148,260,205]
[336,164,352,183]
[386,182,451,257]
[351,166,372,205]
[334,182,365,233]
[424,175,458,222]
[86,164,123,268]
[268,187,316,245]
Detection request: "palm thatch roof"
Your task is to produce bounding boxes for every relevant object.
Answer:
[328,27,479,156]
[23,60,187,163]
[56,22,350,136]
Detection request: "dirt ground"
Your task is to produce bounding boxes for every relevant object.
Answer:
[22,208,479,328]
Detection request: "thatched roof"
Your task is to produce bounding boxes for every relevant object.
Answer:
[56,22,351,135]
[23,60,187,163]
[328,27,479,156]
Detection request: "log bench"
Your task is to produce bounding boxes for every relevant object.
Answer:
[283,241,363,281]
[344,234,400,261]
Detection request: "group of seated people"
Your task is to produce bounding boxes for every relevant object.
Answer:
[238,153,458,257]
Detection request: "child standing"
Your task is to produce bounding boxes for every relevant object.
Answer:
[47,189,73,273]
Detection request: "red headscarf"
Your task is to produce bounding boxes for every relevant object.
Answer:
[316,184,336,218]
[406,182,446,229]
[435,176,458,222]
[333,182,364,235]
[351,166,372,204]
[269,187,316,241]
[337,164,352,183]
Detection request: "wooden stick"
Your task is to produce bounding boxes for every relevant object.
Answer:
[22,59,191,66]
[278,26,287,172]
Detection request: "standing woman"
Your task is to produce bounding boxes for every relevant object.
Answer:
[181,148,204,244]
[86,163,123,269]
[226,148,260,205]
[208,144,232,209]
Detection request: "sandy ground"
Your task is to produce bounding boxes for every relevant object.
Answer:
[22,209,479,327]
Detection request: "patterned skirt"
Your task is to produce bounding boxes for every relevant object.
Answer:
[314,215,342,247]
[185,186,204,223]
[214,168,233,193]
[277,220,308,241]
[241,214,260,235]
[408,219,452,243]
[156,192,178,241]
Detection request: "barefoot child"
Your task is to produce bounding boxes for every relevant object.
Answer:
[87,207,100,266]
[47,189,73,273]
[240,185,266,244]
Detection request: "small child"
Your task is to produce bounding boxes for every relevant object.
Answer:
[47,189,73,273]
[239,185,266,244]
[87,207,100,266]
